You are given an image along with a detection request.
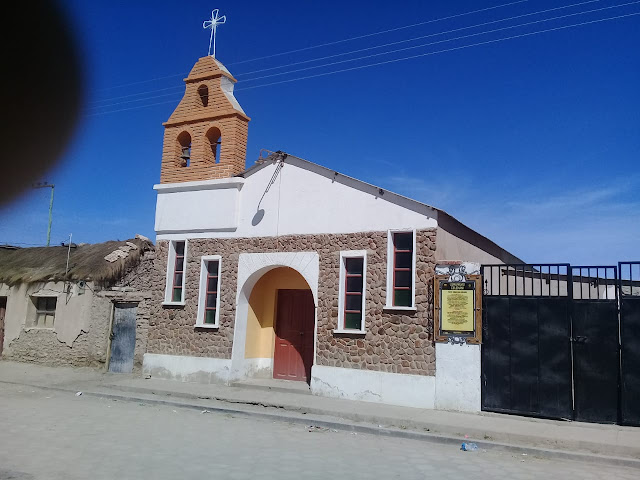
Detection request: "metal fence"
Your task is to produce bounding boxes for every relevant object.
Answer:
[481,261,640,426]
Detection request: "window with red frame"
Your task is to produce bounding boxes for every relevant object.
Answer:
[392,232,413,307]
[343,257,364,330]
[204,260,220,324]
[171,241,185,302]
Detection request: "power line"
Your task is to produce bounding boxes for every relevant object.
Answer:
[235,0,599,78]
[86,89,185,110]
[90,84,184,105]
[88,0,596,108]
[86,97,182,117]
[230,0,531,65]
[86,11,640,116]
[94,0,529,93]
[236,12,640,91]
[96,72,187,93]
[89,0,635,111]
[238,1,637,85]
[0,242,48,247]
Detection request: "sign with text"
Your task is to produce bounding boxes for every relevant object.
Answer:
[434,275,482,344]
[441,282,475,332]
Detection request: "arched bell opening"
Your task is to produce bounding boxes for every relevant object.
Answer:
[197,84,209,107]
[176,131,192,167]
[205,127,222,164]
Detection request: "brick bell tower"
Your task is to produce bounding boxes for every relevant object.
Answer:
[160,56,250,184]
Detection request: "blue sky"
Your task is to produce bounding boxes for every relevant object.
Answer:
[1,0,638,265]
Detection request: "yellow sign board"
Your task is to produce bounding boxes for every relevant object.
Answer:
[441,282,475,333]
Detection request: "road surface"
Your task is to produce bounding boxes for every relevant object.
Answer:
[0,383,636,480]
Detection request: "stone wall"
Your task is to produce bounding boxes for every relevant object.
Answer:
[110,250,155,369]
[148,228,437,376]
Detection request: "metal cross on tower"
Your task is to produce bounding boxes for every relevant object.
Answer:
[203,9,227,58]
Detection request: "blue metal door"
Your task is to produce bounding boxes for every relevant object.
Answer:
[109,303,137,373]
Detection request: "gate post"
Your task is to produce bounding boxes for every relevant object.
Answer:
[434,262,482,413]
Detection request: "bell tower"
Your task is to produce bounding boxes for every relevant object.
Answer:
[160,56,250,183]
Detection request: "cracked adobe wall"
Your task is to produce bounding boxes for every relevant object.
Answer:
[1,251,155,369]
[1,281,104,366]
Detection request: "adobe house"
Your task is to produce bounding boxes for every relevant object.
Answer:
[0,236,154,373]
[143,56,522,411]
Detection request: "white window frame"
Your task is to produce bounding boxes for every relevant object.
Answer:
[163,240,187,306]
[196,255,222,328]
[385,229,417,311]
[335,250,367,334]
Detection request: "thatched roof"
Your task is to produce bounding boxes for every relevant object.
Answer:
[0,236,154,287]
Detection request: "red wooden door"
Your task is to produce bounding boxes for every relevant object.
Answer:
[0,297,6,357]
[273,290,314,382]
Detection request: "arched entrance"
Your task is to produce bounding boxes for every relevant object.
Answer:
[230,252,319,384]
[245,267,314,382]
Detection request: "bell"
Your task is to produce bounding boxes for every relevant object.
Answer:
[180,147,190,166]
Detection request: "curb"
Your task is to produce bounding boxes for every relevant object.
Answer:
[3,380,640,470]
[100,383,640,462]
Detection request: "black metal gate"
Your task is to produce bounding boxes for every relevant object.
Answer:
[620,262,640,426]
[481,262,638,425]
[481,264,573,419]
[571,266,619,424]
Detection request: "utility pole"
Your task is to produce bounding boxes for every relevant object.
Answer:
[32,182,55,247]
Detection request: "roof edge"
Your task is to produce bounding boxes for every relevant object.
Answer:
[239,152,523,265]
[435,209,525,264]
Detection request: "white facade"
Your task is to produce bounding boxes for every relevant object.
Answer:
[155,157,437,240]
[435,343,481,412]
[311,364,436,409]
[155,178,243,235]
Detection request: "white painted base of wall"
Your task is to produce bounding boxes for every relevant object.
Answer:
[310,365,436,409]
[435,343,481,412]
[142,350,480,413]
[143,353,231,384]
[239,357,273,379]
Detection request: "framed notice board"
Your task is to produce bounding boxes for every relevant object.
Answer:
[434,274,482,344]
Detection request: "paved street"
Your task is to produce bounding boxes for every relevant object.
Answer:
[0,384,637,480]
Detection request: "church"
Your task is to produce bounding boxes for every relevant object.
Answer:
[142,54,520,412]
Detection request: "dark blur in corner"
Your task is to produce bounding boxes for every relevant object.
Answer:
[2,0,84,206]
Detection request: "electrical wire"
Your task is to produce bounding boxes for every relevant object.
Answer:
[94,0,529,93]
[235,11,640,92]
[96,72,187,93]
[236,1,640,85]
[86,89,186,110]
[234,0,600,78]
[90,84,185,105]
[0,242,48,247]
[86,11,640,116]
[229,0,531,65]
[88,0,597,108]
[90,1,639,112]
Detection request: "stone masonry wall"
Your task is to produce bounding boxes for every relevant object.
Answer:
[107,249,155,370]
[148,229,437,376]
